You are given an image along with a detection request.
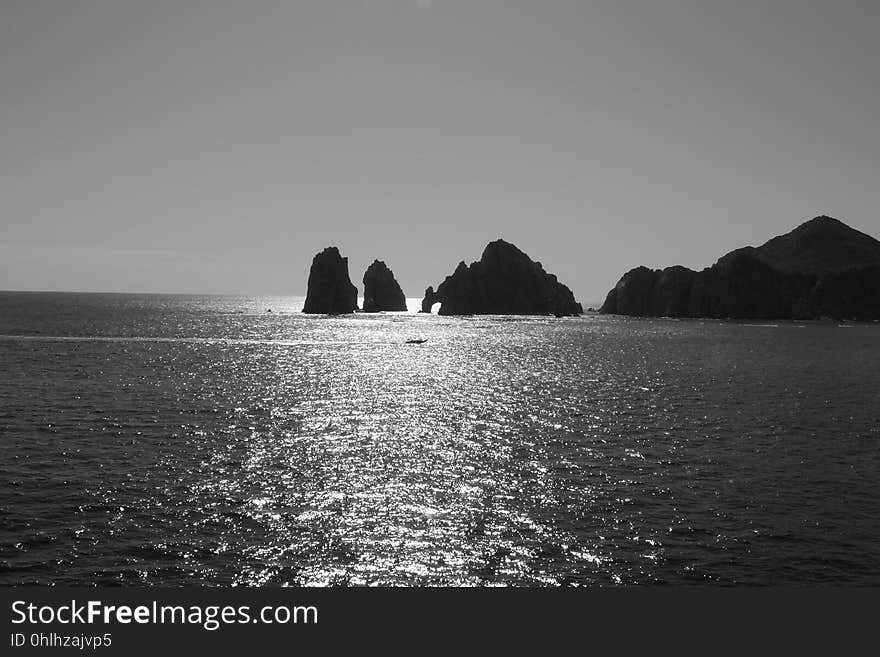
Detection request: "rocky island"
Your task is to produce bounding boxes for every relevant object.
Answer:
[302,246,359,314]
[362,260,407,312]
[421,239,582,316]
[600,216,880,320]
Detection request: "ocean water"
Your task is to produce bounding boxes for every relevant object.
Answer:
[1,291,878,586]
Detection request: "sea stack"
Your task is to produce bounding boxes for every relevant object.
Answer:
[362,260,407,312]
[421,239,583,316]
[302,246,359,314]
[600,215,880,320]
[420,286,437,313]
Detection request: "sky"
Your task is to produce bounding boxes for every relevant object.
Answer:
[1,0,878,303]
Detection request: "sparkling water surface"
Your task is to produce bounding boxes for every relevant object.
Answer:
[1,292,878,585]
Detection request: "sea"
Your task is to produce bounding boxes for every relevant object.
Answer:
[1,291,878,586]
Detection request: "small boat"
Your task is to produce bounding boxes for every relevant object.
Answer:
[405,338,428,344]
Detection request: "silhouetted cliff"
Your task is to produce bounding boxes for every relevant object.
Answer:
[600,216,880,320]
[302,246,358,314]
[421,240,582,316]
[362,260,407,312]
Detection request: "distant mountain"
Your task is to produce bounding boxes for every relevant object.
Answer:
[600,216,880,320]
[748,215,880,274]
[421,239,583,316]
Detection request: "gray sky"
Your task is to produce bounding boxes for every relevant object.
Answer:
[2,0,878,302]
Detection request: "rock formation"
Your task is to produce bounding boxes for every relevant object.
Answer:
[420,240,583,316]
[302,246,358,314]
[600,216,880,320]
[362,260,407,312]
[421,286,437,313]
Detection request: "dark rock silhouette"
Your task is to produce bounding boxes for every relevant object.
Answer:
[420,240,583,316]
[750,215,880,274]
[362,260,407,312]
[600,216,880,320]
[302,246,358,314]
[807,264,880,319]
[420,286,437,313]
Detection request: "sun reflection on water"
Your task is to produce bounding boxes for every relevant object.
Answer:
[3,301,879,585]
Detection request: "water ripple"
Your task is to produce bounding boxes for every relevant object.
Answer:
[1,294,879,585]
